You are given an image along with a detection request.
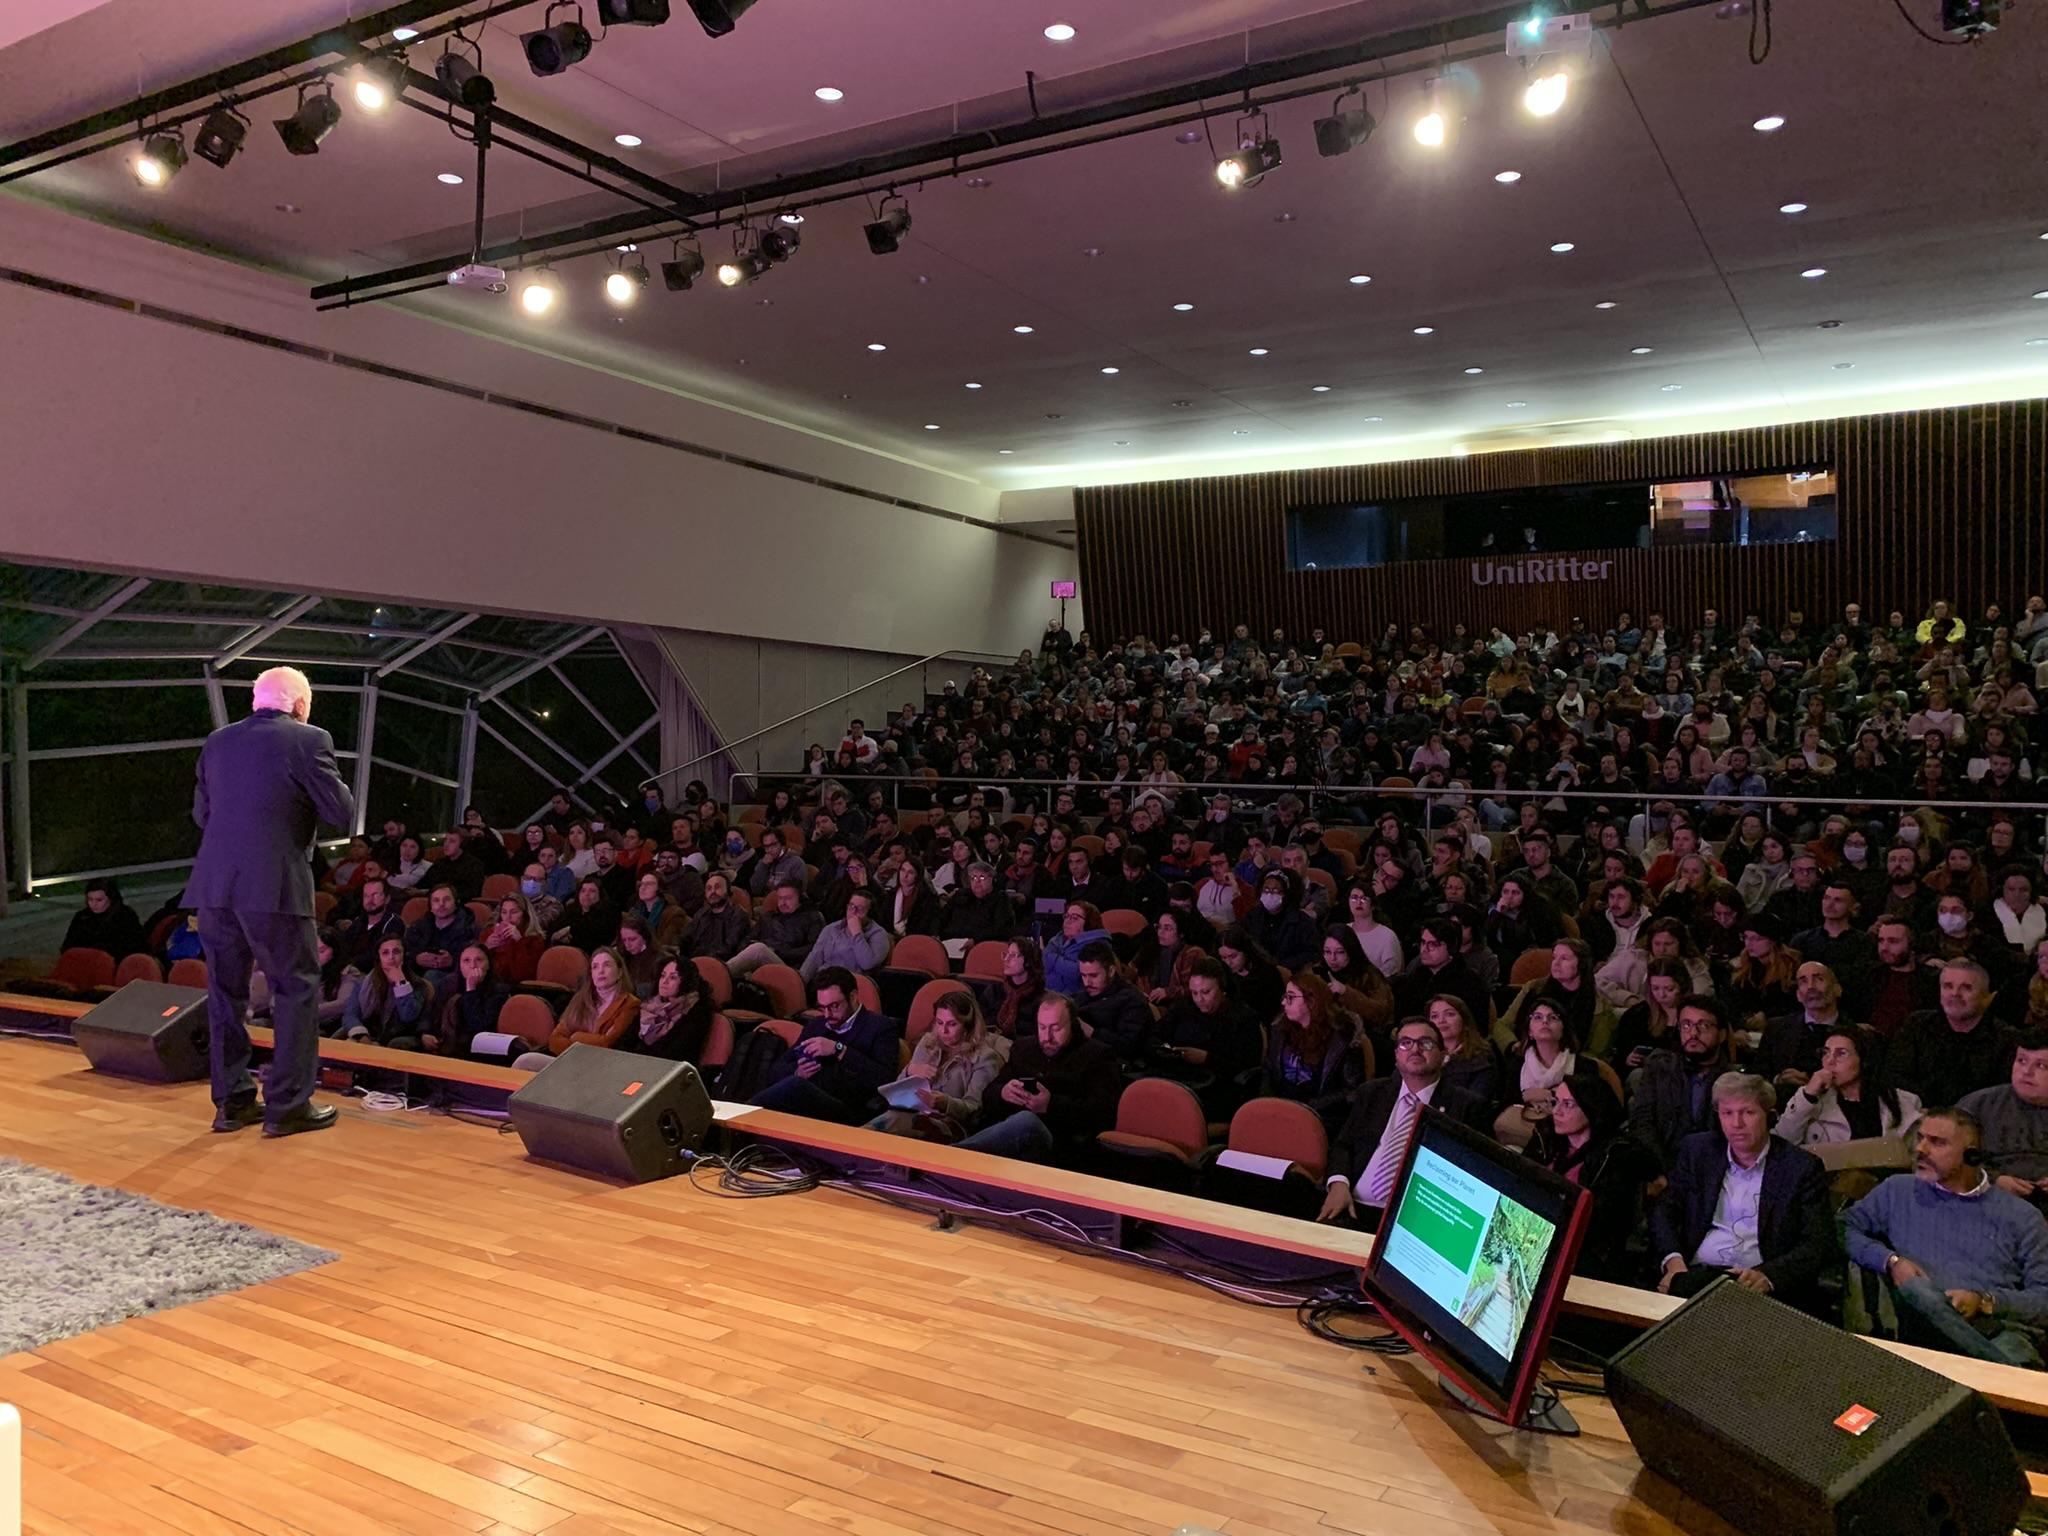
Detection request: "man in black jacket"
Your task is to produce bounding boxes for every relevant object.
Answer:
[185,666,356,1137]
[1629,996,1740,1174]
[1650,1073,1838,1312]
[1318,1016,1492,1231]
[1888,961,2017,1109]
[1155,958,1263,1120]
[960,993,1122,1164]
[750,967,901,1123]
[1075,942,1155,1063]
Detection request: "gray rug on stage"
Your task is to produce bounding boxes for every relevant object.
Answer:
[0,1156,337,1355]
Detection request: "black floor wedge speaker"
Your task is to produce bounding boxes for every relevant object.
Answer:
[73,981,210,1082]
[1605,1275,2027,1536]
[506,1044,714,1182]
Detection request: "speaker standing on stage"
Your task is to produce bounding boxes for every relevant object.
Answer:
[184,665,357,1137]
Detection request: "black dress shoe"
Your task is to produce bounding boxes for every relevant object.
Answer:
[212,1096,264,1133]
[262,1104,339,1139]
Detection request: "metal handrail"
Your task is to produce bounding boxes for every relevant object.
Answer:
[639,649,986,794]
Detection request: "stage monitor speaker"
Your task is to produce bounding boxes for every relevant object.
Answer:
[507,1043,713,1183]
[1605,1275,2027,1536]
[72,981,209,1083]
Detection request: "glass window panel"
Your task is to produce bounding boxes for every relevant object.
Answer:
[368,762,453,836]
[29,745,202,876]
[27,684,215,751]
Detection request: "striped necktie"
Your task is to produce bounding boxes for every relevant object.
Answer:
[1364,1091,1423,1209]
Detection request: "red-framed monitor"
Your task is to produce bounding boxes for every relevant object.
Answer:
[1358,1107,1590,1430]
[1049,580,1078,599]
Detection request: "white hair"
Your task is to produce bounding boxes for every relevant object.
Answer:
[252,666,313,716]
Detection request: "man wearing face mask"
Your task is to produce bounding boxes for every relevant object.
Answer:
[518,863,565,934]
[1244,869,1320,970]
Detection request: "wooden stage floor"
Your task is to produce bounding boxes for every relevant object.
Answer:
[0,1037,1737,1536]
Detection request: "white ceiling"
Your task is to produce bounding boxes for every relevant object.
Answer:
[5,0,2046,491]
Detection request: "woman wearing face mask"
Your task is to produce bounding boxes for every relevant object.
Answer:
[481,893,546,985]
[717,828,750,879]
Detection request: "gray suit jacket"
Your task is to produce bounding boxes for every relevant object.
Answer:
[183,709,357,917]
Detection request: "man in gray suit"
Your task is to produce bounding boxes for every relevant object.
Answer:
[185,666,356,1136]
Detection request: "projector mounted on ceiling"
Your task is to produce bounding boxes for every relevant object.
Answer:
[1505,12,1596,57]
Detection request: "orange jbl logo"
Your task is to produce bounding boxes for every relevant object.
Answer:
[1834,1404,1878,1436]
[621,1081,643,1096]
[160,1007,180,1018]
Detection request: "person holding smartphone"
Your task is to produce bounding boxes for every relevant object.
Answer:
[958,995,1120,1164]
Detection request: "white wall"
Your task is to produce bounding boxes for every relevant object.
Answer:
[0,195,1075,660]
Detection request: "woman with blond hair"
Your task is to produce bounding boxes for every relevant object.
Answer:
[513,946,639,1069]
[871,990,1008,1143]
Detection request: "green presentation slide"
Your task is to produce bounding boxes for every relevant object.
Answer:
[1382,1147,1557,1360]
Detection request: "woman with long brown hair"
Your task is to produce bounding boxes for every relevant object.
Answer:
[1261,972,1356,1132]
[871,989,1008,1143]
[994,937,1048,1038]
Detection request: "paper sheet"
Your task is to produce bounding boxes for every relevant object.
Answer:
[467,1031,520,1056]
[1215,1148,1294,1180]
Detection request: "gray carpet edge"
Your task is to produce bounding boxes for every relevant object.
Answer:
[0,1154,339,1356]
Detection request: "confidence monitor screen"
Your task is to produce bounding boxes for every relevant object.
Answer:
[1360,1109,1589,1425]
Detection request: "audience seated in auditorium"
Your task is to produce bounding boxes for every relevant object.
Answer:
[1651,1073,1838,1310]
[727,879,822,978]
[1152,956,1262,1119]
[799,889,892,983]
[1888,961,2018,1110]
[617,955,715,1064]
[433,944,512,1062]
[1320,1015,1492,1232]
[1845,1108,2048,1366]
[513,947,639,1070]
[1073,940,1155,1066]
[60,879,145,959]
[1776,1025,1923,1148]
[958,993,1121,1164]
[405,884,476,994]
[683,873,749,962]
[1527,1070,1650,1283]
[1958,1032,2048,1211]
[339,936,433,1048]
[749,968,901,1124]
[1629,997,1740,1176]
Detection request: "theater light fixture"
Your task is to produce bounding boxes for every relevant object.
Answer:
[1413,77,1455,148]
[604,255,650,305]
[131,128,187,188]
[1216,113,1282,188]
[274,84,342,156]
[717,228,768,287]
[864,193,912,255]
[685,0,763,36]
[598,0,672,22]
[661,237,705,290]
[523,3,594,76]
[518,263,563,315]
[192,106,249,168]
[350,51,410,112]
[759,221,801,264]
[1314,87,1375,158]
[435,48,496,110]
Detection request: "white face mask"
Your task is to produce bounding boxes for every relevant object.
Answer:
[1843,844,1867,865]
[1937,911,1968,936]
[1899,823,1923,845]
[1260,892,1285,913]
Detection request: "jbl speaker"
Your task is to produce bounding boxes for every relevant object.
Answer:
[1606,1276,2027,1536]
[507,1044,714,1183]
[73,981,210,1082]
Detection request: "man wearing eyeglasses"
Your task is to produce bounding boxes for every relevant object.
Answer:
[1319,1016,1493,1231]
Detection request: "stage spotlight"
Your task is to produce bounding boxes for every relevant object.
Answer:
[1216,112,1281,188]
[1314,87,1375,158]
[1941,0,2000,32]
[1412,76,1456,148]
[759,222,801,264]
[435,50,496,110]
[684,0,763,37]
[1523,63,1570,116]
[523,4,594,76]
[717,251,767,287]
[350,51,410,112]
[661,240,706,290]
[131,129,187,188]
[598,0,671,21]
[605,257,650,305]
[518,264,563,315]
[864,195,912,254]
[192,106,248,168]
[274,85,342,156]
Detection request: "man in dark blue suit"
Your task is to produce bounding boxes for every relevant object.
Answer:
[1650,1072,1838,1312]
[185,667,356,1137]
[750,965,901,1124]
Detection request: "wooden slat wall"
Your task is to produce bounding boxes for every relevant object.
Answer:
[1074,400,2048,642]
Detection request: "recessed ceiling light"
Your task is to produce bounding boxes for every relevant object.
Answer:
[1779,201,1807,214]
[1801,267,1828,278]
[2033,290,2048,300]
[1595,300,1617,310]
[1631,346,1654,354]
[2027,338,2048,346]
[777,212,805,226]
[2040,233,2048,241]
[437,171,464,184]
[1413,326,1435,335]
[1113,439,1131,446]
[1044,22,1076,40]
[1080,245,1103,258]
[1231,429,1251,436]
[997,448,1015,454]
[964,381,982,389]
[614,133,643,148]
[1832,362,1855,370]
[815,86,844,102]
[867,342,887,351]
[1170,399,1193,408]
[1013,324,1035,334]
[924,423,941,430]
[274,201,300,213]
[1506,400,1528,408]
[1463,366,1485,374]
[1753,115,1785,132]
[1248,347,1269,356]
[1550,241,1576,253]
[964,175,992,189]
[1817,319,1842,329]
[1273,212,1297,223]
[1311,384,1331,393]
[1348,274,1372,285]
[1100,366,1121,374]
[1363,415,1383,422]
[1660,384,1683,391]
[391,26,419,40]
[754,298,773,307]
[1175,128,1203,144]
[616,243,638,252]
[1172,301,1195,311]
[1494,170,1522,183]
